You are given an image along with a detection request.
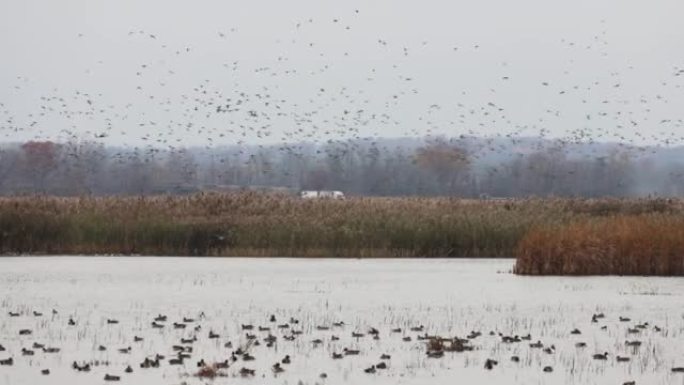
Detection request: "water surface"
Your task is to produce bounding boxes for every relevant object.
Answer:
[0,257,682,385]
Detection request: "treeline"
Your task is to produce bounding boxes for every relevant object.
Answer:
[1,137,684,197]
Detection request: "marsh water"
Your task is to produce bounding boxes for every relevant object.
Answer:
[0,257,683,385]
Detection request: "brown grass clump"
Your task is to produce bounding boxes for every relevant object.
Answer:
[195,364,227,379]
[515,214,684,276]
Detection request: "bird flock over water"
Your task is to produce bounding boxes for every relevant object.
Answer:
[1,5,684,170]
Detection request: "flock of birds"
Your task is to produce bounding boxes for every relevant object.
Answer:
[1,5,684,176]
[1,307,683,383]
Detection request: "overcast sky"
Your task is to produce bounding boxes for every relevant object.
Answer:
[1,0,683,147]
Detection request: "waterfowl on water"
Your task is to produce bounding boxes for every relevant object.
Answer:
[140,357,160,368]
[343,348,360,355]
[484,359,498,370]
[363,365,376,374]
[272,362,285,373]
[376,361,387,369]
[616,356,630,362]
[41,369,50,375]
[543,366,553,372]
[125,365,133,373]
[468,331,482,339]
[264,334,277,344]
[593,352,609,360]
[0,358,13,366]
[104,374,120,381]
[239,367,255,377]
[281,355,290,364]
[72,362,91,372]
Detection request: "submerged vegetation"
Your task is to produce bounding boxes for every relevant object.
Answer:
[0,193,682,275]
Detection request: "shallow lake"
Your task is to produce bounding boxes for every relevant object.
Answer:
[0,257,683,385]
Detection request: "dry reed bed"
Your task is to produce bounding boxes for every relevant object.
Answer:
[0,193,682,269]
[515,214,684,276]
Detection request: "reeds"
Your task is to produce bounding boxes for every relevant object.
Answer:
[515,214,684,276]
[0,193,562,257]
[1,193,682,270]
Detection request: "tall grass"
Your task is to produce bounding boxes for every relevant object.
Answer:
[0,193,682,268]
[515,214,684,276]
[0,193,564,257]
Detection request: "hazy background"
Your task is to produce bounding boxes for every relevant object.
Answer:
[1,0,683,146]
[1,0,684,197]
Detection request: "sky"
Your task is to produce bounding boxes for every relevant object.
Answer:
[0,0,683,147]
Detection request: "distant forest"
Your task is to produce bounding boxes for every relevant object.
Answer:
[2,136,684,197]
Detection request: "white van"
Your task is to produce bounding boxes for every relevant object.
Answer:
[300,190,345,199]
